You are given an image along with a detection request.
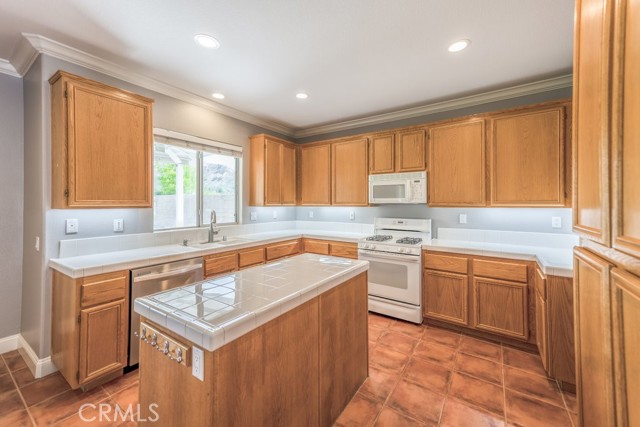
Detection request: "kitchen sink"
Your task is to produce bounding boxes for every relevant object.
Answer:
[190,237,251,249]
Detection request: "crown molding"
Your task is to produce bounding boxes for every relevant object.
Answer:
[293,74,573,138]
[13,33,294,136]
[0,58,20,77]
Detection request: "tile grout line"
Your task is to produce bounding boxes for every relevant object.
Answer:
[1,353,38,427]
[501,343,509,425]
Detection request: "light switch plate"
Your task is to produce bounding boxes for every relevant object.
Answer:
[309,211,314,219]
[272,211,278,219]
[552,216,562,228]
[349,211,355,221]
[192,346,204,381]
[65,219,79,234]
[113,219,124,232]
[250,211,257,221]
[459,214,467,224]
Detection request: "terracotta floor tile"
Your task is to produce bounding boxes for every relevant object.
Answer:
[412,341,457,369]
[387,379,445,425]
[568,411,578,427]
[102,371,140,397]
[458,336,502,362]
[369,346,411,373]
[562,391,578,413]
[109,382,139,411]
[12,368,38,389]
[20,372,70,407]
[505,390,572,427]
[0,372,16,395]
[455,353,503,385]
[0,409,33,427]
[52,402,119,427]
[368,313,393,329]
[449,372,504,416]
[440,397,505,427]
[422,327,462,348]
[0,358,8,376]
[503,366,563,408]
[403,358,451,395]
[0,389,26,417]
[2,351,28,372]
[388,320,425,340]
[335,393,383,427]
[369,325,385,344]
[377,331,419,355]
[359,366,400,402]
[29,386,109,426]
[373,406,426,427]
[502,347,547,378]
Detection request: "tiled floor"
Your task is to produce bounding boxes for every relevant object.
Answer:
[0,313,577,427]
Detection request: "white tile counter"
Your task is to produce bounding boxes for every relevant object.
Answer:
[133,253,369,351]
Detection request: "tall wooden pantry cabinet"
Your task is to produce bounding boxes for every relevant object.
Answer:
[572,0,640,426]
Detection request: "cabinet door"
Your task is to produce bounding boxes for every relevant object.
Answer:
[612,0,640,257]
[266,240,301,261]
[573,0,613,243]
[331,139,368,206]
[264,139,282,205]
[64,78,153,208]
[574,247,615,427]
[395,129,427,172]
[611,269,640,427]
[369,133,395,174]
[535,290,549,372]
[300,144,332,205]
[428,120,486,206]
[329,243,358,259]
[304,239,331,255]
[490,106,565,206]
[79,299,127,384]
[281,143,297,205]
[204,252,238,278]
[472,277,528,339]
[423,270,469,326]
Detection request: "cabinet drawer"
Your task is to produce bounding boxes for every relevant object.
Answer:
[330,243,358,259]
[424,252,468,274]
[81,271,128,308]
[304,239,331,255]
[473,259,528,283]
[238,248,265,269]
[266,240,301,261]
[205,253,238,277]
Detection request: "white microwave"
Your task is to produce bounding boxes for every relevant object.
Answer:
[368,172,427,204]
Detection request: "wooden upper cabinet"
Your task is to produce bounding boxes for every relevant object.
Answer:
[50,71,153,208]
[249,134,296,206]
[299,143,332,205]
[396,128,427,172]
[611,0,640,257]
[368,133,395,174]
[331,138,368,206]
[573,0,613,244]
[428,119,486,206]
[490,105,566,207]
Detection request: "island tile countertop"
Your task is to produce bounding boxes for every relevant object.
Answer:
[133,253,369,351]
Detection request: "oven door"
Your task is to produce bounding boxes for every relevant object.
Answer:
[358,249,421,305]
[369,180,411,204]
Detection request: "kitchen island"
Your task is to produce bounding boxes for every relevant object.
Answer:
[133,253,369,427]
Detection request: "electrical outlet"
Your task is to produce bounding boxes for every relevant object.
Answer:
[272,211,278,219]
[349,211,355,221]
[552,216,562,228]
[65,219,79,234]
[35,236,40,252]
[250,211,257,221]
[459,214,467,224]
[113,219,124,232]
[192,346,204,381]
[309,211,314,219]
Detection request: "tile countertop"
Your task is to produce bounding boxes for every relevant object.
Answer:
[423,239,574,277]
[49,229,367,278]
[133,253,369,351]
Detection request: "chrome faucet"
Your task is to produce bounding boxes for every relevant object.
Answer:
[208,210,219,243]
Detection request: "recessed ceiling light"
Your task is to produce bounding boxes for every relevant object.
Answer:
[212,92,225,99]
[448,39,470,53]
[296,92,309,99]
[194,34,220,49]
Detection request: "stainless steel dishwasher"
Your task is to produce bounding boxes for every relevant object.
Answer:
[129,257,204,366]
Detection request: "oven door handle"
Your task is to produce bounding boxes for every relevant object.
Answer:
[133,264,203,283]
[358,251,421,263]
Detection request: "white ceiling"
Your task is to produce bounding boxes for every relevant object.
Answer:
[0,0,574,131]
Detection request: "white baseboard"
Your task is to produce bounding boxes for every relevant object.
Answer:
[16,335,58,378]
[0,334,20,354]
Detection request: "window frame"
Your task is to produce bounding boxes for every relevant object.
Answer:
[153,140,242,231]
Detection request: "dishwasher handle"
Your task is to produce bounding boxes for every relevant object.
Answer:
[133,264,203,283]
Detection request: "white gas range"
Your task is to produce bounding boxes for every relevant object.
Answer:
[358,218,431,324]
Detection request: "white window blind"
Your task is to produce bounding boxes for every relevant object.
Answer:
[153,128,243,158]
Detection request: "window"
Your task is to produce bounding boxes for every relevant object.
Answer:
[153,130,241,230]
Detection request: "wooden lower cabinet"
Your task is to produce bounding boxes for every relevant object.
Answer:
[330,242,358,259]
[305,239,331,255]
[473,277,528,339]
[266,239,301,261]
[423,270,468,325]
[204,252,238,278]
[238,247,265,268]
[535,290,549,371]
[52,270,129,389]
[302,239,358,259]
